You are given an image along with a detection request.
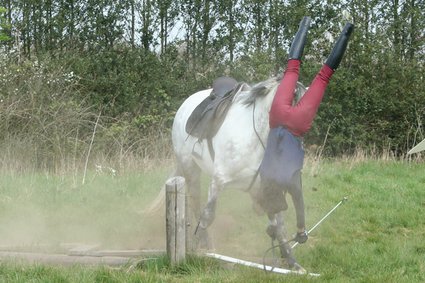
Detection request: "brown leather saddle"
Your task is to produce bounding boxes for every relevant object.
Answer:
[185,76,241,140]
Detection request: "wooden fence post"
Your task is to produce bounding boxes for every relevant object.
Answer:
[165,176,186,265]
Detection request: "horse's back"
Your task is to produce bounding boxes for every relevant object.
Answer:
[173,89,211,130]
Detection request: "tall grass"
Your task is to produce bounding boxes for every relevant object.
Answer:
[0,56,174,176]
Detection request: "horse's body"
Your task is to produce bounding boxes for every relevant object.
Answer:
[172,83,272,198]
[154,77,306,270]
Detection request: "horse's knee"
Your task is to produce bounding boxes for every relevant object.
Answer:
[266,224,278,240]
[199,210,214,229]
[266,222,285,241]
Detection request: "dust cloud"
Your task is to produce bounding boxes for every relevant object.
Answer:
[0,172,277,260]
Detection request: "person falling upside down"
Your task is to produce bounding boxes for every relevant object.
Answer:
[258,17,354,248]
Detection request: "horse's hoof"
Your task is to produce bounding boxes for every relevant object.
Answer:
[195,227,213,250]
[282,258,306,274]
[292,262,307,274]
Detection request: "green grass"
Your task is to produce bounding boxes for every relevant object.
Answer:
[0,158,425,282]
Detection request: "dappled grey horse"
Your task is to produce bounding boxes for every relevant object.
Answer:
[148,76,307,271]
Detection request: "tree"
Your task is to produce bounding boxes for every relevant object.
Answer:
[243,0,268,53]
[140,0,154,50]
[215,0,245,64]
[0,6,10,42]
[156,0,179,54]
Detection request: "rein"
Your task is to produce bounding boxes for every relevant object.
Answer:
[262,238,296,273]
[245,100,266,192]
[252,100,266,149]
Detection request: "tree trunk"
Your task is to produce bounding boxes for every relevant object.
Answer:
[131,0,135,48]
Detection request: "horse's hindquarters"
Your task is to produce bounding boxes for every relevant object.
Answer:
[172,89,211,158]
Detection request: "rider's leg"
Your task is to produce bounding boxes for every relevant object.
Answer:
[281,64,334,136]
[325,23,355,70]
[269,17,311,128]
[288,16,312,60]
[278,23,354,136]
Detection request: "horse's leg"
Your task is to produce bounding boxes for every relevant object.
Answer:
[267,212,306,272]
[179,160,201,220]
[195,178,221,250]
[199,179,220,228]
[179,159,201,216]
[175,158,202,251]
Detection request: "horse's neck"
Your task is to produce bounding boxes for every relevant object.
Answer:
[257,84,278,122]
[264,84,279,113]
[252,85,278,142]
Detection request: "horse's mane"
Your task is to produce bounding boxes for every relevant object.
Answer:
[236,76,307,106]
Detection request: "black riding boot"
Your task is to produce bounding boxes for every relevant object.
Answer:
[325,23,354,70]
[288,16,312,60]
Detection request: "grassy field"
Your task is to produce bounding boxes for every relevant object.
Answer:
[0,156,424,282]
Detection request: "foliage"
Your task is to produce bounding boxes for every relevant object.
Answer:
[0,6,10,42]
[0,0,423,157]
[0,56,94,170]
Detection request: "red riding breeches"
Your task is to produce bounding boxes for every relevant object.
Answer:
[269,59,334,136]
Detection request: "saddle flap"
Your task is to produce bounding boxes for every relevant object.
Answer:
[185,77,240,139]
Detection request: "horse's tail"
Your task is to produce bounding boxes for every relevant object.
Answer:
[142,169,178,215]
[142,185,166,215]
